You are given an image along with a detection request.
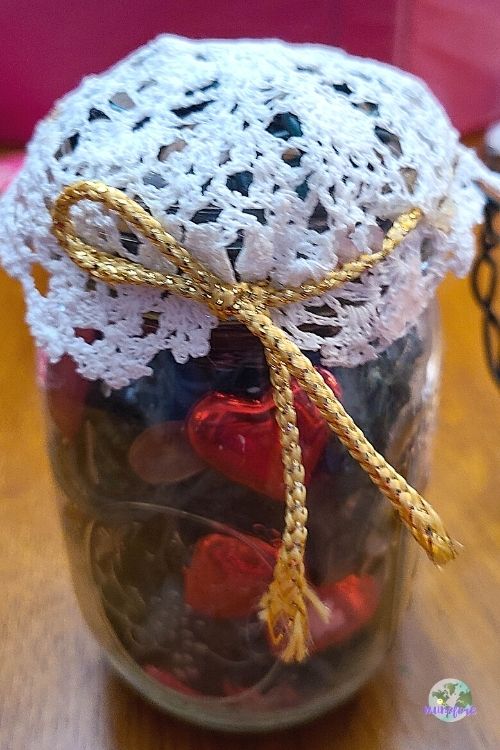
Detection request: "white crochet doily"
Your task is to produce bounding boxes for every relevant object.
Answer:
[0,35,496,387]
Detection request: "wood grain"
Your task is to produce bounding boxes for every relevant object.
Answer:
[0,203,499,750]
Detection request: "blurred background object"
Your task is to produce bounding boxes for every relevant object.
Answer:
[484,123,500,172]
[471,124,500,385]
[471,196,499,385]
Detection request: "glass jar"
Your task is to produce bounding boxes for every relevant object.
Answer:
[39,301,440,732]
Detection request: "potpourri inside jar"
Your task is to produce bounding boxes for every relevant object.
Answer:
[41,304,439,730]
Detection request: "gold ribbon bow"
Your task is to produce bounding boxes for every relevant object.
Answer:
[51,180,458,663]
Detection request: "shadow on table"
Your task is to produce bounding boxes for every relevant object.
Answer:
[104,608,488,750]
[104,673,389,750]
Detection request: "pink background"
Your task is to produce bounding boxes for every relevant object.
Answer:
[396,0,500,134]
[0,153,25,192]
[0,0,499,145]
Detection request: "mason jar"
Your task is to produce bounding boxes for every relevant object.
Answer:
[37,300,440,731]
[2,32,491,736]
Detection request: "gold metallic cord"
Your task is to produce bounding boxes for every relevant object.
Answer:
[51,180,458,662]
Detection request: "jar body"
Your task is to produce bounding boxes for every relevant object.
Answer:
[40,303,440,731]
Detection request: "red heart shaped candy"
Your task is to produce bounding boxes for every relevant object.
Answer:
[40,329,97,440]
[187,368,339,501]
[44,354,89,439]
[308,574,380,654]
[184,532,278,619]
[144,665,201,696]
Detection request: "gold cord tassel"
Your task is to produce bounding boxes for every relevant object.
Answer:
[258,349,330,662]
[51,180,459,662]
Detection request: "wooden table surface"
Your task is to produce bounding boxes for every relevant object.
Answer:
[0,199,499,750]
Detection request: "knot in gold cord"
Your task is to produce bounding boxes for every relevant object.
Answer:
[51,180,458,663]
